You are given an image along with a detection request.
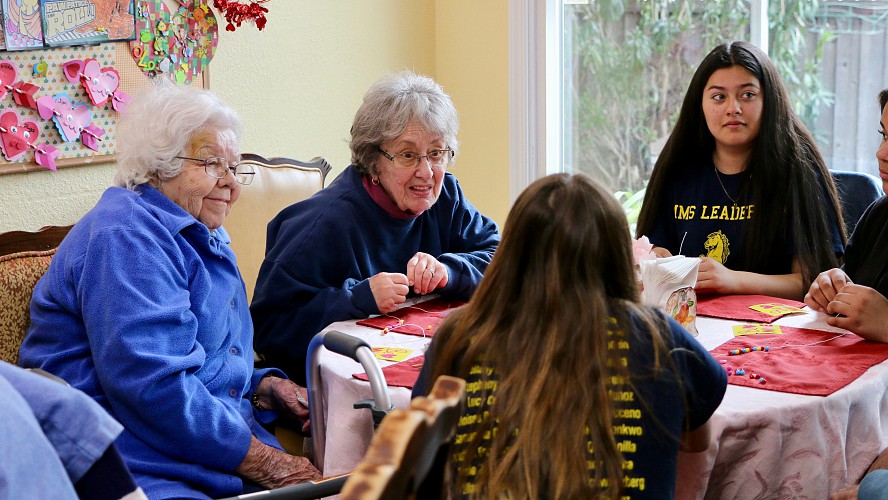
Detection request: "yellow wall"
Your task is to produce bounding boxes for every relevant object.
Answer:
[436,0,510,226]
[210,0,436,176]
[0,0,511,233]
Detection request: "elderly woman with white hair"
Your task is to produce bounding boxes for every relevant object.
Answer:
[19,83,320,499]
[251,71,500,384]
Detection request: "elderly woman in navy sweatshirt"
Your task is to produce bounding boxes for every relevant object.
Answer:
[251,71,500,384]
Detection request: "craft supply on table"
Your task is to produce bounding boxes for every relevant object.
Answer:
[697,294,807,323]
[356,297,466,338]
[353,355,425,389]
[639,255,700,335]
[710,326,888,396]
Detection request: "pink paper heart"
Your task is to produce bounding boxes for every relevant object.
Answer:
[61,60,84,84]
[49,94,92,143]
[0,60,17,101]
[111,91,131,113]
[81,124,105,151]
[34,143,59,171]
[81,59,121,108]
[36,95,56,120]
[0,110,39,161]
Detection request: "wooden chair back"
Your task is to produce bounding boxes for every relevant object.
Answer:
[339,375,467,500]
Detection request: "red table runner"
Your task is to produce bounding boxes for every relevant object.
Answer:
[709,326,888,396]
[697,294,806,323]
[356,297,466,338]
[353,355,425,389]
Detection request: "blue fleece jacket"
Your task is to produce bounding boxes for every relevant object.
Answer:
[19,185,284,500]
[251,166,500,384]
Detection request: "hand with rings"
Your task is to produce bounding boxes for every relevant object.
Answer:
[407,252,449,295]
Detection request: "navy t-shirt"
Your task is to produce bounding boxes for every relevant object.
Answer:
[414,310,727,498]
[843,196,888,297]
[646,162,843,273]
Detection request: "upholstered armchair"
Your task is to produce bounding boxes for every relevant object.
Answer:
[226,154,331,302]
[0,226,71,364]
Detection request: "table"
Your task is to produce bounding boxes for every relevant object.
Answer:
[676,311,888,499]
[312,305,429,477]
[311,303,888,496]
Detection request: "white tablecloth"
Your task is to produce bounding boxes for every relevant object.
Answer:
[676,311,888,499]
[311,306,888,497]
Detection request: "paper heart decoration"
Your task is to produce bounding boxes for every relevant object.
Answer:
[111,91,131,113]
[36,94,105,151]
[0,60,17,101]
[81,124,105,152]
[62,59,130,112]
[0,109,59,171]
[0,110,40,161]
[34,144,60,171]
[11,81,39,108]
[0,60,40,109]
[38,93,92,143]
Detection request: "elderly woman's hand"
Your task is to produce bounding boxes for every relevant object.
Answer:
[237,436,321,489]
[407,252,449,295]
[370,272,410,313]
[254,376,310,432]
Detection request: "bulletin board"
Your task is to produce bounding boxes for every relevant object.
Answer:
[0,1,213,176]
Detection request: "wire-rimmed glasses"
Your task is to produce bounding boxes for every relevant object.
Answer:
[175,156,256,185]
[377,148,454,169]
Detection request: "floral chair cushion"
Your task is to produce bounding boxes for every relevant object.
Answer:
[0,249,55,365]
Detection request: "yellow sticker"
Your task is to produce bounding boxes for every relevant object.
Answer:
[748,303,806,317]
[733,324,783,336]
[371,347,413,362]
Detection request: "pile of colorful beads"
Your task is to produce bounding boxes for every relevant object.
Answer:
[728,346,770,355]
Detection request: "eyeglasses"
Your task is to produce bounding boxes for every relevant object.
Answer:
[175,156,255,185]
[377,148,454,169]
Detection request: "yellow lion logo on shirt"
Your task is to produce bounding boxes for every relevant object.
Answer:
[702,230,730,264]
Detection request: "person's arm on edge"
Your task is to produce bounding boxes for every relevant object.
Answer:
[695,256,805,300]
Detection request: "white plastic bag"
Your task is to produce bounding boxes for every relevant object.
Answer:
[639,256,700,336]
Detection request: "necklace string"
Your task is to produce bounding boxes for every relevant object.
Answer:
[714,165,740,207]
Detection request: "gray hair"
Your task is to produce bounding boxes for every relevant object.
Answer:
[114,81,243,190]
[350,71,459,175]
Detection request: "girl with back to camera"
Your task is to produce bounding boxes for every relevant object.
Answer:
[636,41,845,300]
[413,173,727,498]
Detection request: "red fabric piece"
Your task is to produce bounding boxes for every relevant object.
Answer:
[696,294,806,323]
[353,355,425,389]
[356,297,466,338]
[709,326,888,396]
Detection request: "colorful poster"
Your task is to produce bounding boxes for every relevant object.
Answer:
[129,0,217,84]
[0,6,7,50]
[42,0,136,47]
[3,0,44,50]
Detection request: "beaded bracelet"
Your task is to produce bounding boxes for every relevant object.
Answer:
[251,374,274,411]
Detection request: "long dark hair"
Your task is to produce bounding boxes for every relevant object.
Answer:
[636,41,845,291]
[428,173,670,498]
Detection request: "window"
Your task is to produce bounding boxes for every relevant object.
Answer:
[511,0,888,223]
